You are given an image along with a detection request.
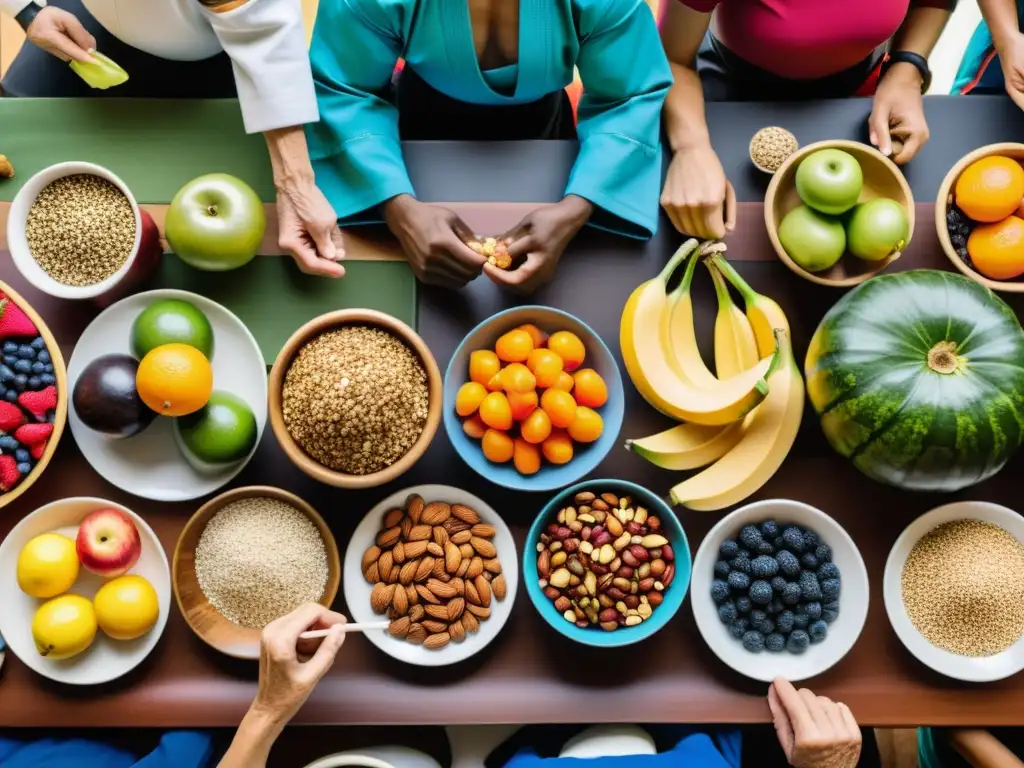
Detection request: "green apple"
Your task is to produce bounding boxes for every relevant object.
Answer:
[846,198,910,261]
[795,149,863,215]
[778,205,846,273]
[165,173,265,272]
[173,391,258,473]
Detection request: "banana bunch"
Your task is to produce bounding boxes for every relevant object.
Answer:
[621,242,804,512]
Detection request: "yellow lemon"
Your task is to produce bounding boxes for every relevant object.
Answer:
[94,575,159,641]
[32,594,97,660]
[17,533,80,599]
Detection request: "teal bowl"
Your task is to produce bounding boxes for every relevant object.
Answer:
[442,307,624,492]
[523,479,691,648]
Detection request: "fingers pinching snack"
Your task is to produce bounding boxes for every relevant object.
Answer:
[468,237,512,270]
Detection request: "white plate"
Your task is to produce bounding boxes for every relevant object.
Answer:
[67,289,267,501]
[344,484,518,667]
[884,501,1024,683]
[0,497,171,686]
[692,499,869,683]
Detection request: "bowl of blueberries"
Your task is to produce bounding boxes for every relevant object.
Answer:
[691,498,868,682]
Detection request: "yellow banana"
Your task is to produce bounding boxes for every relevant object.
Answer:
[665,251,718,388]
[709,260,759,379]
[710,254,791,356]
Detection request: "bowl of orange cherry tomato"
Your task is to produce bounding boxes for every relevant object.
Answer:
[443,307,624,491]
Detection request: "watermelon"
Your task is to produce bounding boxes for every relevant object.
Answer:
[805,269,1024,492]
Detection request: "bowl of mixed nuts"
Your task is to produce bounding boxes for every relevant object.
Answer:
[524,480,690,647]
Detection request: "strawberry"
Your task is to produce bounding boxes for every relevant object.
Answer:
[15,423,52,446]
[29,439,47,461]
[19,386,56,422]
[0,401,24,433]
[0,297,37,339]
[0,454,21,492]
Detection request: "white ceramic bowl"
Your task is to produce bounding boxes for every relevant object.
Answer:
[0,497,171,686]
[304,748,442,768]
[344,484,518,667]
[884,501,1024,682]
[692,499,869,683]
[7,162,143,300]
[67,289,268,501]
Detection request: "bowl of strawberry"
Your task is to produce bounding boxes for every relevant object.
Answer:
[0,282,67,509]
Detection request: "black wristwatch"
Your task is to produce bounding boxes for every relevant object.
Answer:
[14,1,44,31]
[880,51,932,94]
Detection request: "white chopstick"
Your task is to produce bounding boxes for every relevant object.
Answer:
[299,621,389,640]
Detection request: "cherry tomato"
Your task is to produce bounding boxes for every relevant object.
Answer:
[485,371,504,392]
[540,388,577,429]
[508,389,538,421]
[495,329,534,363]
[469,349,501,386]
[572,368,608,408]
[462,414,487,439]
[527,348,564,389]
[478,391,513,431]
[513,438,542,475]
[520,408,552,444]
[552,371,575,392]
[548,331,586,371]
[482,428,515,463]
[500,362,536,394]
[567,406,604,443]
[517,323,549,349]
[455,381,488,417]
[542,428,574,465]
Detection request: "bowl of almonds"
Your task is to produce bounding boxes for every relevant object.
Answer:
[343,484,517,666]
[524,480,690,647]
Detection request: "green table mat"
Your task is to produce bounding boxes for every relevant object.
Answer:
[0,99,417,357]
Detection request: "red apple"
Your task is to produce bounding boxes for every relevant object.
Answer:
[76,508,141,578]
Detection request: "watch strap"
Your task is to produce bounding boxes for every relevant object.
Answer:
[14,1,43,31]
[883,51,932,94]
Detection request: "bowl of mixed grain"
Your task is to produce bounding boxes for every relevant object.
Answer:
[884,500,1024,683]
[7,162,144,301]
[172,485,341,659]
[269,309,443,490]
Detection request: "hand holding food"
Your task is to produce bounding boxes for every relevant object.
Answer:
[275,182,346,278]
[869,64,929,165]
[384,195,486,289]
[661,143,736,239]
[768,678,861,768]
[25,6,96,64]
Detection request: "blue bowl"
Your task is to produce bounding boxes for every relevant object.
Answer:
[442,306,624,492]
[523,479,691,648]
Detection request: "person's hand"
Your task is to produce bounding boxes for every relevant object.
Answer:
[483,196,592,294]
[276,183,345,277]
[661,142,736,239]
[384,195,486,289]
[869,62,929,165]
[768,678,861,768]
[999,33,1024,112]
[26,7,96,63]
[251,603,347,726]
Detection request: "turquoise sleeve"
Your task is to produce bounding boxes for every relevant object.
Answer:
[305,0,414,223]
[568,0,673,239]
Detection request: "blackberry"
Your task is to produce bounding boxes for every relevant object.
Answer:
[757,540,776,555]
[750,580,773,605]
[720,539,740,559]
[787,630,811,653]
[794,614,810,630]
[753,616,775,635]
[801,602,822,621]
[782,583,802,606]
[821,579,841,601]
[800,553,819,570]
[776,610,795,634]
[727,571,751,591]
[809,620,828,644]
[802,530,819,550]
[770,576,788,593]
[773,535,786,551]
[751,555,779,579]
[730,553,752,575]
[739,525,763,551]
[730,618,749,639]
[735,596,752,614]
[760,520,779,539]
[776,550,801,578]
[817,563,840,580]
[798,571,822,601]
[741,630,766,653]
[958,246,972,267]
[951,233,966,249]
[718,601,738,624]
[781,527,805,553]
[765,633,786,652]
[711,580,731,603]
[714,560,731,579]
[822,601,840,624]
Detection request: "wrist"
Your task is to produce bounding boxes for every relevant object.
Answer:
[264,127,316,191]
[244,701,289,739]
[558,195,593,227]
[16,2,44,32]
[883,61,924,88]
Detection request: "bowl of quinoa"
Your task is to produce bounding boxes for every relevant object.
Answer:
[269,309,442,489]
[6,162,143,300]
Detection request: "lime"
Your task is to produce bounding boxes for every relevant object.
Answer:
[174,391,257,468]
[131,299,214,359]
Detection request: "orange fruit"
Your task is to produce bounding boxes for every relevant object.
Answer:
[967,216,1024,280]
[553,371,575,392]
[517,324,548,348]
[500,363,536,394]
[495,330,534,363]
[462,414,487,439]
[478,391,513,431]
[455,381,488,416]
[513,438,542,475]
[572,369,608,408]
[540,388,577,429]
[136,343,212,416]
[469,350,501,386]
[542,429,574,465]
[520,408,552,444]
[508,390,538,421]
[568,406,604,443]
[955,156,1024,223]
[548,331,586,371]
[527,349,564,389]
[481,429,515,463]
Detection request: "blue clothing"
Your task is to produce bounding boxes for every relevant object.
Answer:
[504,728,743,767]
[0,732,212,768]
[952,5,1023,94]
[306,0,673,238]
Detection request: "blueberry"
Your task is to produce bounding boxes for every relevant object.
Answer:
[714,560,731,579]
[822,601,840,624]
[712,580,731,603]
[0,436,18,451]
[30,361,45,375]
[781,527,805,553]
[770,576,788,593]
[46,411,55,424]
[801,602,822,621]
[4,390,16,403]
[809,620,828,644]
[43,363,53,373]
[741,630,766,653]
[0,365,14,383]
[729,618,749,639]
[777,610,795,633]
[14,448,29,463]
[13,374,27,391]
[735,596,752,614]
[31,337,45,351]
[794,614,810,630]
[16,462,31,475]
[739,525,763,551]
[16,345,34,360]
[750,610,768,626]
[787,630,811,653]
[818,563,840,580]
[821,579,841,601]
[727,571,751,591]
[751,555,779,579]
[766,633,786,653]
[40,374,56,387]
[782,583,802,605]
[800,553,819,570]
[760,520,779,539]
[769,598,785,615]
[802,530,819,550]
[719,539,740,559]
[951,233,966,249]
[753,617,775,635]
[730,553,752,575]
[2,356,16,369]
[799,571,823,601]
[757,540,776,555]
[750,580,773,605]
[27,377,40,390]
[2,342,17,355]
[776,550,801,578]
[0,385,7,399]
[38,350,51,364]
[13,359,32,374]
[772,535,786,551]
[815,544,832,563]
[718,601,738,624]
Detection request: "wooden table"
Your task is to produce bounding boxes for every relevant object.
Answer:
[3,95,1024,728]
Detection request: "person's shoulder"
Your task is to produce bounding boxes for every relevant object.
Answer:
[573,0,656,35]
[331,0,417,35]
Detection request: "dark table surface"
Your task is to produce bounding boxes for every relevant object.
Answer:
[4,95,1024,729]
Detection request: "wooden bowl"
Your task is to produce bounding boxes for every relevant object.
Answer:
[765,139,915,287]
[268,309,442,490]
[0,280,68,511]
[172,485,341,660]
[936,142,1024,293]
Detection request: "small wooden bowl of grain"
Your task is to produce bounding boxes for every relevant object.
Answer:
[268,309,443,490]
[173,485,341,660]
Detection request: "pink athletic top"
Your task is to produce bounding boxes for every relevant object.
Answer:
[679,0,954,80]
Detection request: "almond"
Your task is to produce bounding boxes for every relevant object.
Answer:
[378,551,394,581]
[414,556,435,582]
[426,543,444,557]
[404,540,428,559]
[475,574,492,607]
[456,559,470,578]
[422,618,448,634]
[383,508,405,528]
[431,558,447,579]
[388,616,411,638]
[444,541,463,574]
[424,632,450,650]
[451,504,480,525]
[407,494,425,524]
[407,623,427,644]
[392,584,409,615]
[363,562,380,584]
[408,524,432,542]
[376,527,401,548]
[537,550,551,580]
[451,530,472,545]
[459,543,474,559]
[451,577,466,596]
[401,517,413,541]
[447,596,465,621]
[427,578,458,599]
[387,565,400,584]
[361,545,381,573]
[471,523,497,538]
[422,502,451,525]
[466,581,481,606]
[444,519,471,535]
[370,583,395,614]
[425,604,450,622]
[398,560,418,585]
[492,574,507,601]
[467,603,491,620]
[461,611,480,634]
[449,617,467,643]
[433,526,449,547]
[484,558,502,575]
[466,557,484,580]
[392,542,406,564]
[415,584,440,604]
[471,537,497,558]
[405,584,419,606]
[409,604,426,622]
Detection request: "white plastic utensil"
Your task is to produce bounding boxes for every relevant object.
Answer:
[299,622,389,640]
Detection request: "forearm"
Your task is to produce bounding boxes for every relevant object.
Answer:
[664,62,712,152]
[265,126,316,190]
[218,707,285,768]
[892,5,953,57]
[979,0,1021,52]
